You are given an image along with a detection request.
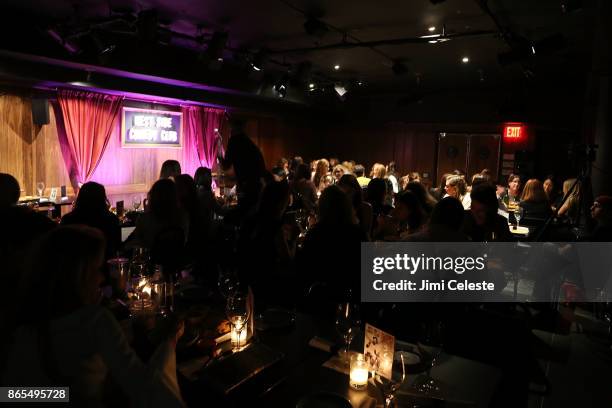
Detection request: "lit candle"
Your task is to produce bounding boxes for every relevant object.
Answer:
[349,353,369,390]
[230,327,247,347]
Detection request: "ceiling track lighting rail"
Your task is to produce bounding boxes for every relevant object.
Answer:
[268,30,497,54]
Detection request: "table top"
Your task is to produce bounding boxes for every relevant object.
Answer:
[181,312,501,408]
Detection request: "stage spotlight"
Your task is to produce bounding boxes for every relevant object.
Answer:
[392,61,409,76]
[334,83,348,97]
[251,50,267,71]
[274,78,288,98]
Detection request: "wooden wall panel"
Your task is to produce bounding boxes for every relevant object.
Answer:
[0,94,72,197]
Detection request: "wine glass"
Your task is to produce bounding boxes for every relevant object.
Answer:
[515,206,524,230]
[374,351,407,408]
[335,302,362,364]
[415,321,445,395]
[132,196,142,211]
[36,182,45,198]
[226,294,250,352]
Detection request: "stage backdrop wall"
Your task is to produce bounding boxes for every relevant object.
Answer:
[0,93,324,206]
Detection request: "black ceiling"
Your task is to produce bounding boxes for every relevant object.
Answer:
[0,0,593,106]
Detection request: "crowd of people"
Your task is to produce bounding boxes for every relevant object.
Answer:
[1,121,611,407]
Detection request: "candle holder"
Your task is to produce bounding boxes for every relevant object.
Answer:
[349,353,369,390]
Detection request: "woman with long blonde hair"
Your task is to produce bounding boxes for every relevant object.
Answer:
[557,178,581,222]
[312,159,330,192]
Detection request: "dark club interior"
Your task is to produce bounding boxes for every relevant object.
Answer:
[0,0,611,407]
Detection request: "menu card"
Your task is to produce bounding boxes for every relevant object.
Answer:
[364,323,395,380]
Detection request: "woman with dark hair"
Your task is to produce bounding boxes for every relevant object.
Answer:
[298,186,367,297]
[431,173,451,201]
[519,179,552,220]
[133,179,188,249]
[194,166,223,223]
[312,159,330,192]
[366,178,393,238]
[159,160,181,180]
[337,174,373,238]
[61,181,121,259]
[289,163,318,211]
[3,226,185,407]
[404,181,437,215]
[394,191,427,239]
[462,184,513,242]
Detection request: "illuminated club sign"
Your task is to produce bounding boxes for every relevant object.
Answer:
[122,107,182,148]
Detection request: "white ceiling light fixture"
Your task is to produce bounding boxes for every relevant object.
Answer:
[462,56,470,63]
[333,64,341,70]
[334,84,348,97]
[428,26,436,32]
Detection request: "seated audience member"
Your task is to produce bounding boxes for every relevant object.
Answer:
[2,226,185,407]
[408,171,421,183]
[271,166,287,182]
[159,160,182,180]
[332,164,349,184]
[394,191,427,239]
[471,173,490,189]
[0,173,55,331]
[329,157,339,169]
[543,176,558,205]
[404,181,437,215]
[354,164,371,188]
[557,178,581,223]
[406,197,467,242]
[277,157,289,175]
[386,162,400,194]
[312,159,330,193]
[289,163,318,211]
[194,167,225,227]
[61,182,121,260]
[463,184,513,242]
[588,196,612,241]
[133,179,189,249]
[366,178,393,219]
[298,186,367,297]
[431,173,450,201]
[519,179,552,221]
[444,175,470,209]
[287,156,303,181]
[499,174,521,210]
[341,161,355,174]
[337,174,373,239]
[175,174,204,245]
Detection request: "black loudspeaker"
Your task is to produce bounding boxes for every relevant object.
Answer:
[32,98,50,125]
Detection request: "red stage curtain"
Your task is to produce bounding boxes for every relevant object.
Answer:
[57,90,123,185]
[181,106,225,176]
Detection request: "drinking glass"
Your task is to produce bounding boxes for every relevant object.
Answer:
[374,351,407,408]
[335,302,362,363]
[132,196,142,211]
[415,321,445,395]
[36,182,45,197]
[515,206,524,229]
[226,294,250,352]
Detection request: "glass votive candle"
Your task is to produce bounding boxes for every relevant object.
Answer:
[349,353,369,390]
